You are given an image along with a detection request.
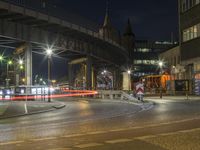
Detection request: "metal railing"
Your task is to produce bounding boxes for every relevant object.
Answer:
[1,0,99,31]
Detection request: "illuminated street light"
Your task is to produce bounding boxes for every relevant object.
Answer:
[20,65,24,70]
[46,48,53,56]
[8,60,13,65]
[22,78,26,83]
[19,59,23,65]
[103,70,107,73]
[0,55,3,61]
[6,60,13,87]
[158,61,163,67]
[127,69,131,74]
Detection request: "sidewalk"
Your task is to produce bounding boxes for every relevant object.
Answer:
[0,102,9,116]
[144,95,200,102]
[0,100,65,119]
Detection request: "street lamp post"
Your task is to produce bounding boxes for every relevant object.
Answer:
[127,69,131,93]
[158,61,163,99]
[6,60,13,87]
[18,59,24,85]
[46,48,52,102]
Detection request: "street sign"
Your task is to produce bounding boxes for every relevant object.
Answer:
[136,83,144,95]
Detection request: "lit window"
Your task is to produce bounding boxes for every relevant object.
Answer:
[194,25,198,38]
[195,0,200,5]
[136,48,150,52]
[182,23,200,42]
[134,60,143,64]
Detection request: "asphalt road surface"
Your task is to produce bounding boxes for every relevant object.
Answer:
[0,98,200,150]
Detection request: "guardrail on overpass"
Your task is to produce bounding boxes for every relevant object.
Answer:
[0,0,127,58]
[1,0,99,31]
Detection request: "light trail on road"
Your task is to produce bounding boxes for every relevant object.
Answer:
[0,90,98,101]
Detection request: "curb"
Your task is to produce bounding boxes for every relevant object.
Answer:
[144,98,199,103]
[75,97,155,109]
[0,103,66,120]
[53,104,66,109]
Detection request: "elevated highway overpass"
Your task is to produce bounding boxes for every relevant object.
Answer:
[0,0,129,89]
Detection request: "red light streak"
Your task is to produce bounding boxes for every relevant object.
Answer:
[0,90,98,101]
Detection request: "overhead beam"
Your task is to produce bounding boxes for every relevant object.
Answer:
[68,57,87,65]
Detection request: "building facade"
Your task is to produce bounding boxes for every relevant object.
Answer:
[159,46,185,80]
[179,0,200,94]
[133,40,175,81]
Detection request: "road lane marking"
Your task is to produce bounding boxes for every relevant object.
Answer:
[105,139,132,144]
[134,128,200,140]
[135,135,157,140]
[178,128,200,133]
[62,133,85,138]
[24,103,28,114]
[0,141,24,146]
[87,131,108,135]
[109,128,127,132]
[75,143,103,148]
[31,137,57,141]
[158,132,177,136]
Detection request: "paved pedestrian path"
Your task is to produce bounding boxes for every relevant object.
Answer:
[0,100,65,119]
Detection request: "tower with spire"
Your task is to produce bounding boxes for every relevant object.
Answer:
[99,0,119,43]
[122,19,135,63]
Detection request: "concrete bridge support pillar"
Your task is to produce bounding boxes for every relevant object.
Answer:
[86,56,92,90]
[92,67,97,90]
[113,69,122,90]
[68,64,73,89]
[25,43,32,86]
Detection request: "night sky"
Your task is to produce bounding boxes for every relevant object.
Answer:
[33,0,179,80]
[57,0,179,40]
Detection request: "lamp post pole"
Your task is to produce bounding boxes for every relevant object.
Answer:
[48,56,52,102]
[6,63,9,87]
[46,48,52,102]
[159,61,163,99]
[128,70,131,93]
[6,60,12,87]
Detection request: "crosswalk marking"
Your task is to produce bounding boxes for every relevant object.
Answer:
[75,143,103,148]
[135,135,157,140]
[87,131,108,135]
[105,139,132,144]
[0,141,24,146]
[62,133,85,138]
[31,137,57,141]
